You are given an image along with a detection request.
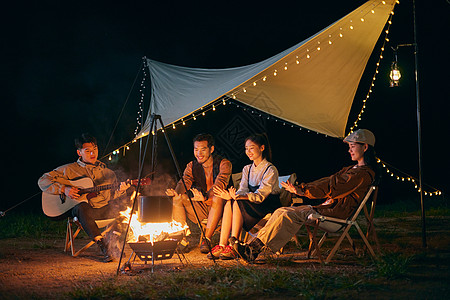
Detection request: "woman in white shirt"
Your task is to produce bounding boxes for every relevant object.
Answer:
[210,134,281,260]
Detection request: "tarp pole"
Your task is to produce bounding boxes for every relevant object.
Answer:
[412,0,426,248]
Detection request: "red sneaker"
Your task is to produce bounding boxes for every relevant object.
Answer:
[206,245,224,259]
[219,245,237,260]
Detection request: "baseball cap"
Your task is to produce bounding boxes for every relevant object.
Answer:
[344,129,375,146]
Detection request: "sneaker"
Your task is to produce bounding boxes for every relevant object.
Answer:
[219,245,237,260]
[96,239,113,262]
[228,236,239,252]
[199,238,211,254]
[236,241,261,263]
[206,245,224,259]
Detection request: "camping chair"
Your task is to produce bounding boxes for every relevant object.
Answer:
[304,186,378,264]
[64,217,116,257]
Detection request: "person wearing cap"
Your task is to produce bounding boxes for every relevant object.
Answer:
[236,129,379,262]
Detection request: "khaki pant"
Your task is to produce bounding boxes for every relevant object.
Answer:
[257,205,316,252]
[172,194,209,225]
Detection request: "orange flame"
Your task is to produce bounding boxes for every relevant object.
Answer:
[120,207,187,243]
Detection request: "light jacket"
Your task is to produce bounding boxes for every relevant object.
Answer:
[38,158,123,208]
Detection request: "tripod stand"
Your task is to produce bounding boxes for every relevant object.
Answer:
[116,114,216,274]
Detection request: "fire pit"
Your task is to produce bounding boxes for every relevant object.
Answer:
[128,233,182,262]
[119,197,188,272]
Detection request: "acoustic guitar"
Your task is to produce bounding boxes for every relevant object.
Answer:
[42,177,151,217]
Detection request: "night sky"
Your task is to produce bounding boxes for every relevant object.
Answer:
[2,0,449,215]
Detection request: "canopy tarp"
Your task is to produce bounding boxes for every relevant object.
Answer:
[138,0,396,139]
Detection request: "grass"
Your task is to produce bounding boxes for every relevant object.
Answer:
[369,252,412,279]
[68,265,370,299]
[374,197,450,218]
[0,212,66,239]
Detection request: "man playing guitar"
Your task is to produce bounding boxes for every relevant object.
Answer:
[38,133,131,262]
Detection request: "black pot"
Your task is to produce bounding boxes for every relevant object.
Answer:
[137,196,173,223]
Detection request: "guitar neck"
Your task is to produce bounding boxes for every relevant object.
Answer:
[80,182,120,194]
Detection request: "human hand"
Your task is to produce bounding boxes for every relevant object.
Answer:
[213,186,232,200]
[119,181,131,192]
[280,181,297,194]
[64,186,80,200]
[190,188,205,201]
[165,188,179,198]
[228,186,237,200]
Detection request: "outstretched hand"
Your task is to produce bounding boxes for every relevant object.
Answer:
[165,188,180,199]
[228,186,237,200]
[280,181,297,194]
[190,188,205,202]
[213,186,236,200]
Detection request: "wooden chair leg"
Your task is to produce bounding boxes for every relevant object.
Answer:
[345,232,356,253]
[364,189,380,251]
[64,218,74,255]
[325,225,352,263]
[354,223,376,258]
[306,225,314,258]
[306,221,324,263]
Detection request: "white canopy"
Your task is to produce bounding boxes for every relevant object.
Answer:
[138,0,396,139]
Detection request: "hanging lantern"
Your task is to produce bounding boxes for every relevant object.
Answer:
[389,61,401,87]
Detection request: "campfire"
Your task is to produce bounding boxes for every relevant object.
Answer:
[120,205,187,243]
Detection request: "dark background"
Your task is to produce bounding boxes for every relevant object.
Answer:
[1,0,449,215]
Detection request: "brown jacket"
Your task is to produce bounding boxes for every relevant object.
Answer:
[175,156,232,201]
[294,165,374,219]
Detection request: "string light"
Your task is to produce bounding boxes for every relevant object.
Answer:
[134,58,148,136]
[377,158,442,197]
[348,4,397,133]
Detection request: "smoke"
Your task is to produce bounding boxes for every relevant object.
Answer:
[140,173,176,196]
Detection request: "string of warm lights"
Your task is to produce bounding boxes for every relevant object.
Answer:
[100,97,229,161]
[167,97,228,131]
[133,58,148,136]
[348,1,399,133]
[377,158,443,197]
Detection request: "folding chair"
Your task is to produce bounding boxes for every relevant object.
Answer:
[64,217,116,257]
[305,186,378,264]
